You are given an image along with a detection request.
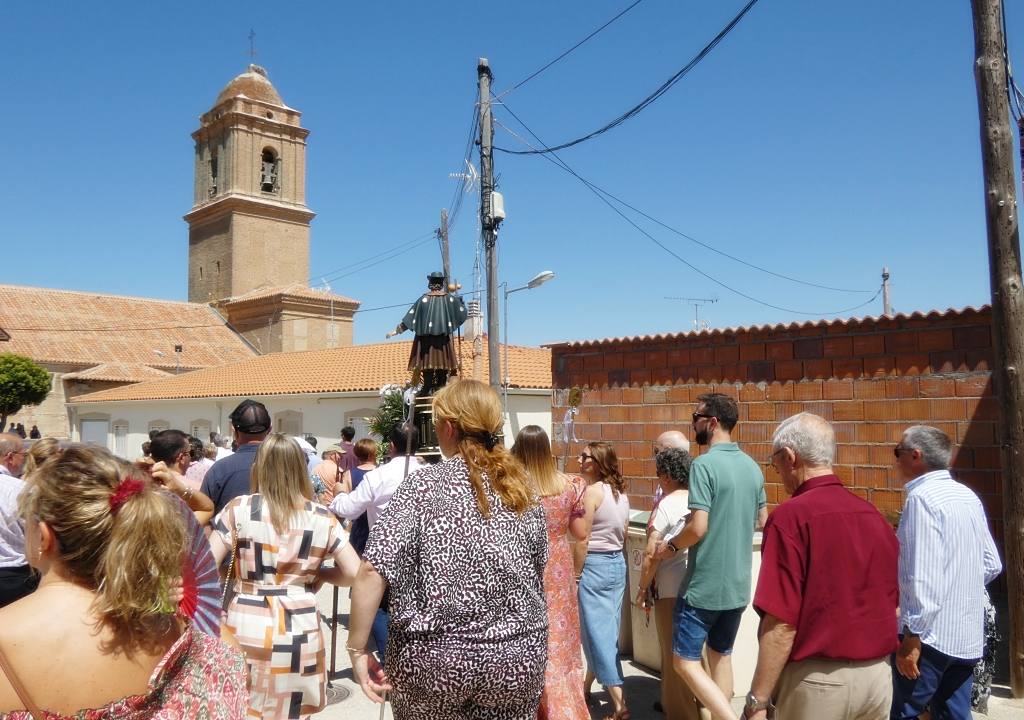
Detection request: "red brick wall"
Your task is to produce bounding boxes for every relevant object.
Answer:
[550,307,1001,543]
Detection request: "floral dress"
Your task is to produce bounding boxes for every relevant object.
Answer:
[214,495,345,720]
[1,628,248,719]
[537,478,589,720]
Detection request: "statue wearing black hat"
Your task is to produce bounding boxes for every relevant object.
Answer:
[386,271,468,396]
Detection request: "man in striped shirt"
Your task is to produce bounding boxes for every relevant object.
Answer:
[892,425,1002,720]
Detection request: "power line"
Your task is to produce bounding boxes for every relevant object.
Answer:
[311,232,436,286]
[495,0,647,98]
[493,105,883,317]
[495,0,761,156]
[494,107,874,294]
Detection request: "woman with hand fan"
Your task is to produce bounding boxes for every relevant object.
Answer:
[210,433,361,720]
[0,444,248,719]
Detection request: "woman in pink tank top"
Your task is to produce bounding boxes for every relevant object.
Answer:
[577,442,631,720]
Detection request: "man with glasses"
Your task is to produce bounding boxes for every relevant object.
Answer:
[0,432,37,606]
[891,425,1001,720]
[658,393,767,720]
[743,413,898,719]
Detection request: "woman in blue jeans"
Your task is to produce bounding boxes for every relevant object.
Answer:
[576,442,631,720]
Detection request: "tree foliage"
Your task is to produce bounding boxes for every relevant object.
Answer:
[0,353,51,428]
[368,385,410,462]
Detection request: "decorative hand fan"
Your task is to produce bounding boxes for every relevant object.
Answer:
[174,498,221,636]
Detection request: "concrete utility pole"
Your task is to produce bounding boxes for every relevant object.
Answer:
[971,0,1024,697]
[478,58,500,389]
[882,267,893,317]
[439,208,451,282]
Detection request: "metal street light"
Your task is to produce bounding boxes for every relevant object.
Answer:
[503,271,556,415]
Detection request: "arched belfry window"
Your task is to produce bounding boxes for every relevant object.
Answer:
[261,149,279,193]
[209,149,219,197]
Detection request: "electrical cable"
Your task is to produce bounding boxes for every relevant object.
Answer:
[1000,0,1024,121]
[311,232,436,286]
[492,110,883,317]
[494,104,875,294]
[495,0,761,156]
[495,0,647,99]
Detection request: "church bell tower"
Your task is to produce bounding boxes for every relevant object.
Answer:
[185,65,314,304]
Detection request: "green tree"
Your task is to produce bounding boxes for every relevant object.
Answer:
[0,354,51,430]
[367,385,410,462]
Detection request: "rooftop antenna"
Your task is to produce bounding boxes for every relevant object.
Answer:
[248,29,257,63]
[665,296,718,330]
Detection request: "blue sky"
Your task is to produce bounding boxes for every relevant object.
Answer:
[1,1,1020,347]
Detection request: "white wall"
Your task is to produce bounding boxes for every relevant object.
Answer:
[69,390,552,460]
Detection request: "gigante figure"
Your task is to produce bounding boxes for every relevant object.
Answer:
[387,271,468,397]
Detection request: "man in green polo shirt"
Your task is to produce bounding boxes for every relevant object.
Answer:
[659,392,767,719]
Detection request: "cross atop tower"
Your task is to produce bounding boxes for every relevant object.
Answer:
[248,29,257,62]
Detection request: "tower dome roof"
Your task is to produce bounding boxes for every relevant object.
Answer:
[215,64,284,106]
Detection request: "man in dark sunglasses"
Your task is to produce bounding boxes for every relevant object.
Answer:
[656,393,767,720]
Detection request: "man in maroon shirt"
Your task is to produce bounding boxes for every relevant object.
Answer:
[743,413,899,720]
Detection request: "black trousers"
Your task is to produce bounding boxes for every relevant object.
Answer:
[0,565,39,608]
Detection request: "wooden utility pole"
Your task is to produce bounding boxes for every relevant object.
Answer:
[971,0,1024,697]
[439,208,451,282]
[478,58,501,389]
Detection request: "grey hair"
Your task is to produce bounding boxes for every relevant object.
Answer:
[0,433,24,458]
[772,413,835,466]
[655,449,692,488]
[902,425,952,470]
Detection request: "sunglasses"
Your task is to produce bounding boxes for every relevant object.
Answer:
[579,452,594,460]
[894,445,911,458]
[692,412,714,423]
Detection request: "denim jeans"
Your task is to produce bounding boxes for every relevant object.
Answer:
[578,551,626,686]
[891,641,977,720]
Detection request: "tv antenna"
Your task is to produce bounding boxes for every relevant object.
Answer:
[665,296,718,330]
[449,160,479,193]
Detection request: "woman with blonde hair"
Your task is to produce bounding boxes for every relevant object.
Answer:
[210,433,361,720]
[0,444,248,718]
[577,441,631,720]
[348,379,549,719]
[512,425,600,720]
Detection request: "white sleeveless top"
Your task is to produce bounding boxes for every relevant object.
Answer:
[588,482,630,552]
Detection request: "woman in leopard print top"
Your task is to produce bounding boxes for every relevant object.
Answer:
[348,379,549,719]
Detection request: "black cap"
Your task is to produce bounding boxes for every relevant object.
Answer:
[229,399,271,434]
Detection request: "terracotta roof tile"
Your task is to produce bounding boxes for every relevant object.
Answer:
[547,305,991,348]
[63,363,174,383]
[73,340,551,403]
[0,284,257,369]
[217,283,360,307]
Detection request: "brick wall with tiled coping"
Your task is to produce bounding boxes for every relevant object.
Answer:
[549,306,1002,545]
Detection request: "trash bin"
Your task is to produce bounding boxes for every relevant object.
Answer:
[626,512,661,671]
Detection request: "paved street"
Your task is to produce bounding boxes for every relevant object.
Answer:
[312,586,1024,720]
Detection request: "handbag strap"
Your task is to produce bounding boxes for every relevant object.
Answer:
[0,642,44,720]
[220,527,237,609]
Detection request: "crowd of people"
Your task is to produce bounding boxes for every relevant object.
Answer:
[0,381,1005,720]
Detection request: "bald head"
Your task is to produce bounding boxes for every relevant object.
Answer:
[655,430,690,454]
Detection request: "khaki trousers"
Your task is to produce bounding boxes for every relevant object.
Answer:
[775,657,891,720]
[655,597,704,720]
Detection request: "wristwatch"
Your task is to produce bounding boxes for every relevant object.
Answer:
[743,692,772,717]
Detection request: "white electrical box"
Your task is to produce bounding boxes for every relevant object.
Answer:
[491,191,506,222]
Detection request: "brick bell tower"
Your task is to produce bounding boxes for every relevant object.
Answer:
[185,64,314,304]
[184,65,360,353]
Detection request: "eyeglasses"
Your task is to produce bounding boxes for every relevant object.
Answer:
[692,412,713,423]
[579,452,594,461]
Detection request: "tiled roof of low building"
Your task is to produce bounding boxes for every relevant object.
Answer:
[0,284,257,369]
[73,339,551,403]
[547,306,991,348]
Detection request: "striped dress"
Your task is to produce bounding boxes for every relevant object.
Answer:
[214,494,346,719]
